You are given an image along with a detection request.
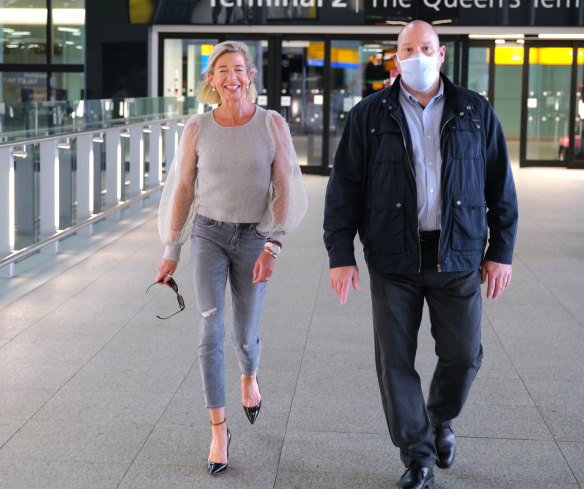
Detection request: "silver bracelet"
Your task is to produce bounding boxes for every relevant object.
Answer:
[264,241,281,257]
[263,247,277,258]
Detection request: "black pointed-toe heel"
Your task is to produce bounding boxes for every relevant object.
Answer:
[243,378,261,425]
[207,418,231,476]
[243,399,261,425]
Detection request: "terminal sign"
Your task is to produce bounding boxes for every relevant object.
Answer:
[209,0,581,9]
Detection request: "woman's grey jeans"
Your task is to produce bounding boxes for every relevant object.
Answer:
[191,214,267,409]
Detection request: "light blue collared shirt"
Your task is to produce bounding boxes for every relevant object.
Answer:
[399,80,445,232]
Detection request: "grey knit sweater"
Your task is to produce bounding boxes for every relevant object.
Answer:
[158,107,307,262]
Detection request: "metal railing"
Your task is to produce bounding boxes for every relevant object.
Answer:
[0,96,198,144]
[0,97,200,278]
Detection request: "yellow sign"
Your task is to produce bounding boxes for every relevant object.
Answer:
[129,0,157,24]
[495,46,584,66]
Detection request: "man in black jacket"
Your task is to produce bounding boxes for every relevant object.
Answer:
[323,20,518,489]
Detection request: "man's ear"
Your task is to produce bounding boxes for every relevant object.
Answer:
[439,45,447,63]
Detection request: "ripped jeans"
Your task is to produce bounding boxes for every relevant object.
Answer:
[191,214,267,409]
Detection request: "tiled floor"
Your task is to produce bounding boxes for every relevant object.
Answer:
[0,169,583,489]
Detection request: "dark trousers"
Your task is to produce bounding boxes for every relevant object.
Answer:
[369,232,483,467]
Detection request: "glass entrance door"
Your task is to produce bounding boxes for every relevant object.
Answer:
[281,40,324,168]
[468,46,491,101]
[329,40,397,167]
[467,42,524,164]
[523,46,573,165]
[494,44,523,164]
[328,39,457,168]
[569,46,584,169]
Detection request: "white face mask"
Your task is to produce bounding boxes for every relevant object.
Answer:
[396,53,440,92]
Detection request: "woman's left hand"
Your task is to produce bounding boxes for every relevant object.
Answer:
[252,250,275,283]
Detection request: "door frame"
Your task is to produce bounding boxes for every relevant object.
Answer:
[520,40,583,168]
[154,31,470,173]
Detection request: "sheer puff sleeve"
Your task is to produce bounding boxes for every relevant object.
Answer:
[158,116,200,262]
[258,110,308,242]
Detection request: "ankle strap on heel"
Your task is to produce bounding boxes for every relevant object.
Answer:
[210,417,226,426]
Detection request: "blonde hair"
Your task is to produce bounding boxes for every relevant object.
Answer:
[196,41,259,104]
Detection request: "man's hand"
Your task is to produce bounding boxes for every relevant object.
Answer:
[481,260,512,300]
[329,265,360,305]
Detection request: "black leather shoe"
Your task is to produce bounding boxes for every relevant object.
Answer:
[207,420,231,476]
[395,464,434,489]
[433,425,456,469]
[243,399,261,424]
[243,378,261,424]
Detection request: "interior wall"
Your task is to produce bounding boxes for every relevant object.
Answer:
[85,0,148,99]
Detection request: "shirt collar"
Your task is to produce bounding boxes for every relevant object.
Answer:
[399,78,444,108]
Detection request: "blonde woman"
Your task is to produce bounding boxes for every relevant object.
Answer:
[155,41,307,475]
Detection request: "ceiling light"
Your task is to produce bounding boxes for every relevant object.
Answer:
[57,27,80,33]
[53,9,85,25]
[0,8,46,24]
[538,33,584,39]
[0,8,85,26]
[469,34,524,39]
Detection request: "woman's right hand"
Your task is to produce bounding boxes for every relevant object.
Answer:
[156,259,178,284]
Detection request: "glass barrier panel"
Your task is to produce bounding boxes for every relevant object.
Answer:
[121,134,130,202]
[0,96,198,143]
[92,134,106,213]
[57,137,76,229]
[13,143,40,250]
[143,128,151,190]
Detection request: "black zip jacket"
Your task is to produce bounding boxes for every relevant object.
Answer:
[323,74,518,273]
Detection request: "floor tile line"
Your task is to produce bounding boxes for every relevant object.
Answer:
[271,254,328,489]
[115,358,200,489]
[485,303,582,487]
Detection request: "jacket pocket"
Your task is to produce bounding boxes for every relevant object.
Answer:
[445,118,482,159]
[365,196,405,254]
[370,128,406,200]
[371,125,404,163]
[451,192,487,251]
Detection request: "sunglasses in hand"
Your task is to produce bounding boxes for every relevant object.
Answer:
[145,277,185,319]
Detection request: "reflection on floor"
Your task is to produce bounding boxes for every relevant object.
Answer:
[0,169,583,489]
